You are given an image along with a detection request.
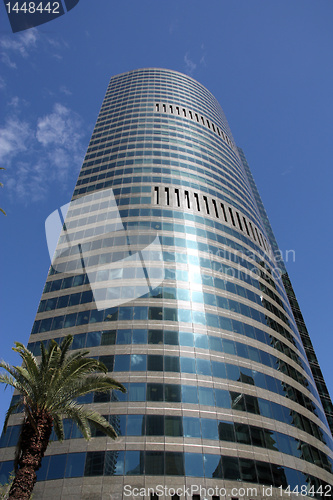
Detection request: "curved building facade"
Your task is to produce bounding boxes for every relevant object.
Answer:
[1,68,333,499]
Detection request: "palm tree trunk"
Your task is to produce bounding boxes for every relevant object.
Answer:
[8,411,53,500]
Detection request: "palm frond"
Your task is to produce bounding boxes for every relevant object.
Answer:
[12,343,39,379]
[52,414,64,442]
[83,409,117,439]
[3,400,24,433]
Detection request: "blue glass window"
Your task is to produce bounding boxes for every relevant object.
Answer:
[182,385,198,404]
[131,354,146,371]
[209,336,223,352]
[146,451,164,475]
[65,452,86,478]
[256,460,273,485]
[215,389,231,409]
[218,421,235,442]
[196,358,211,376]
[222,456,240,480]
[36,456,50,481]
[201,419,218,440]
[165,452,184,476]
[128,383,145,402]
[222,338,236,355]
[47,454,67,480]
[235,423,251,445]
[240,458,257,483]
[146,415,164,436]
[211,361,226,379]
[165,416,182,437]
[116,329,132,344]
[148,329,163,344]
[164,330,179,345]
[198,387,214,406]
[125,451,144,475]
[132,329,147,344]
[203,454,223,479]
[180,357,195,374]
[164,356,180,372]
[114,355,130,372]
[147,383,163,402]
[178,309,192,323]
[194,334,209,349]
[147,355,163,371]
[76,311,89,326]
[165,384,181,402]
[226,364,240,381]
[179,331,193,346]
[86,331,101,347]
[105,450,125,476]
[185,453,204,477]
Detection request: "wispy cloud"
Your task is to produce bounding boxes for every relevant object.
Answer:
[60,85,72,96]
[1,104,87,203]
[184,53,197,76]
[184,45,207,77]
[0,29,38,68]
[0,118,32,162]
[0,30,68,70]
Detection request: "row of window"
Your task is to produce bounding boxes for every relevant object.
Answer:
[48,244,288,332]
[9,380,333,452]
[82,130,253,214]
[67,198,279,297]
[55,206,290,312]
[73,171,256,230]
[78,119,254,213]
[27,327,310,393]
[38,277,291,337]
[74,163,258,226]
[84,124,251,198]
[95,100,235,166]
[33,295,307,387]
[90,354,320,419]
[0,451,330,494]
[57,213,273,286]
[30,308,312,397]
[83,120,251,200]
[155,102,235,149]
[2,415,331,474]
[154,186,268,253]
[26,338,313,412]
[55,209,288,309]
[35,288,299,373]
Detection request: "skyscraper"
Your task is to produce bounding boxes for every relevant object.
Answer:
[1,68,332,499]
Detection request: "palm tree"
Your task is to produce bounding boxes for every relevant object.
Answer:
[0,335,126,500]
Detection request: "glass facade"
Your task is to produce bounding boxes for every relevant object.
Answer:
[0,69,332,499]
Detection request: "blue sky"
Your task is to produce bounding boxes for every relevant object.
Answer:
[0,1,332,431]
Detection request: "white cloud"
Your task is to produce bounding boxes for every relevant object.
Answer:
[184,45,207,76]
[184,53,197,76]
[0,118,32,163]
[0,29,38,67]
[60,85,72,96]
[0,30,68,69]
[36,103,84,152]
[2,104,86,203]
